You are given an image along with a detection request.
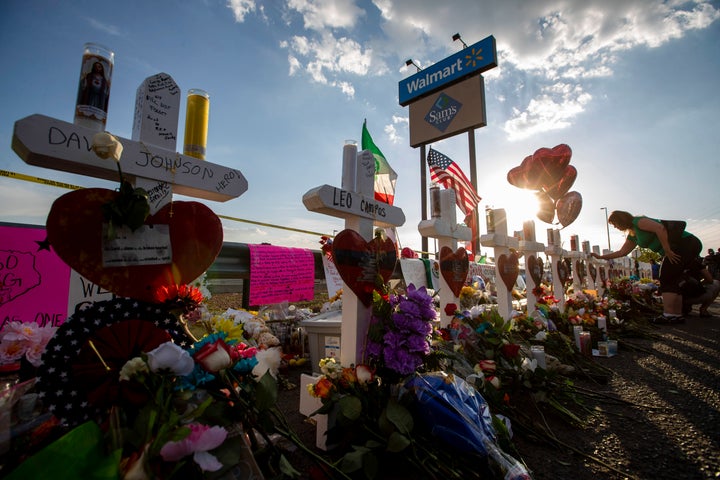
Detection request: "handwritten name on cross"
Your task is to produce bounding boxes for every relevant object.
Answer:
[12,73,247,206]
[418,188,470,327]
[303,142,405,366]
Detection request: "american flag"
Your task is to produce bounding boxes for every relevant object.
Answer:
[427,147,481,215]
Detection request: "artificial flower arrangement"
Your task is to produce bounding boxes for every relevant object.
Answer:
[4,285,321,480]
[0,322,58,369]
[306,283,533,480]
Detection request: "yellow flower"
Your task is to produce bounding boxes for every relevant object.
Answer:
[210,317,244,342]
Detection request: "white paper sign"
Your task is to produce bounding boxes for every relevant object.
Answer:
[102,224,172,266]
[322,256,344,297]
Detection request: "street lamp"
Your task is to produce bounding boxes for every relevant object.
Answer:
[601,207,611,250]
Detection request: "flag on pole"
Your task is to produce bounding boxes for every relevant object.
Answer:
[362,120,397,205]
[427,147,481,215]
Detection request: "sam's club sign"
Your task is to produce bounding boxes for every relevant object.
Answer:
[398,35,497,106]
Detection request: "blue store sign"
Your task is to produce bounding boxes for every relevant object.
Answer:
[398,35,497,106]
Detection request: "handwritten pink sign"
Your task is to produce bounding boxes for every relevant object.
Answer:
[248,244,314,306]
[1,223,71,331]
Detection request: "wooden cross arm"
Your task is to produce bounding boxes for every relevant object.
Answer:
[303,184,405,228]
[12,114,247,202]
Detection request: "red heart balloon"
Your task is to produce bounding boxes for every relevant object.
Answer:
[439,246,469,297]
[543,165,577,201]
[527,255,543,285]
[497,252,519,292]
[531,144,572,186]
[557,259,570,285]
[507,155,541,190]
[535,191,556,224]
[556,191,583,227]
[588,262,597,281]
[331,229,397,306]
[46,188,223,302]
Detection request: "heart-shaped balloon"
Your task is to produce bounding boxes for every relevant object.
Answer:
[439,246,469,297]
[588,263,597,282]
[556,191,583,227]
[527,255,543,285]
[530,144,572,187]
[507,155,541,190]
[331,229,397,306]
[557,259,570,285]
[46,188,223,302]
[543,165,577,201]
[536,191,556,224]
[497,252,519,292]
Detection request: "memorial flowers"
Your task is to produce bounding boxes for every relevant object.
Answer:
[0,322,57,368]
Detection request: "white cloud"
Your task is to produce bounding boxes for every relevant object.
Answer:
[287,0,364,31]
[227,0,257,22]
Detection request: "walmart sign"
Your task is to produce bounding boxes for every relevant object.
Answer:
[398,35,497,106]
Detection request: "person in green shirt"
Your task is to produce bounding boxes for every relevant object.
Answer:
[591,210,702,323]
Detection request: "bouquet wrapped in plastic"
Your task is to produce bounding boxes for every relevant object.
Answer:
[402,372,532,480]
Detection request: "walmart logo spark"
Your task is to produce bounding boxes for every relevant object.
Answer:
[464,48,484,68]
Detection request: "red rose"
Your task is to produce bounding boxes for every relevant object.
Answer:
[501,343,521,359]
[444,303,458,316]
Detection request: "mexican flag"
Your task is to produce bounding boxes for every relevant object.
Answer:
[362,120,397,205]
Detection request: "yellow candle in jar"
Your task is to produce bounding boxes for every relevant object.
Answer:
[183,89,210,160]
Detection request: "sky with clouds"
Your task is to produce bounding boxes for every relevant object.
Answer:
[1,0,719,258]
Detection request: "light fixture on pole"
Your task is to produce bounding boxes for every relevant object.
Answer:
[452,33,468,49]
[405,59,421,72]
[601,207,611,250]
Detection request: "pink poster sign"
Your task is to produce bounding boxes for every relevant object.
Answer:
[248,244,315,306]
[1,223,71,331]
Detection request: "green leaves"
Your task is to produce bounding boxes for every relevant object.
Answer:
[101,180,150,239]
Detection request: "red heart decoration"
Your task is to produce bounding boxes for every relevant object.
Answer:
[331,229,397,306]
[557,259,570,284]
[497,252,519,292]
[46,188,223,302]
[588,262,597,281]
[543,165,577,201]
[530,144,572,187]
[527,255,543,285]
[575,260,586,282]
[439,246,469,297]
[599,266,607,283]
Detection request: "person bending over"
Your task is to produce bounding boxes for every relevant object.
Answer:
[681,258,720,318]
[591,210,702,324]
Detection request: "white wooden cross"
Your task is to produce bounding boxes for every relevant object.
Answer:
[12,73,247,205]
[544,228,567,311]
[303,142,405,367]
[479,208,518,321]
[12,73,248,311]
[567,235,585,293]
[517,219,544,315]
[418,188,471,327]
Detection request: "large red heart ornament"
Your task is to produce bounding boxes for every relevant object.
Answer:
[497,252,519,292]
[527,255,543,285]
[439,246,469,297]
[557,259,570,285]
[575,260,586,282]
[331,229,397,306]
[588,263,597,282]
[46,188,223,302]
